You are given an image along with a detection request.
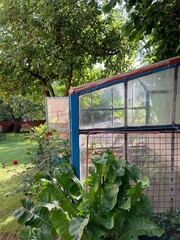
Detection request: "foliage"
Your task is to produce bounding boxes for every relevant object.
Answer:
[29,124,70,169]
[103,0,180,62]
[0,96,45,132]
[15,124,70,195]
[13,150,163,240]
[143,209,180,240]
[0,0,136,98]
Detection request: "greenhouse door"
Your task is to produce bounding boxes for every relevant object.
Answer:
[45,97,69,139]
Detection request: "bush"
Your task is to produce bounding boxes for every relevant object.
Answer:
[13,150,163,240]
[16,124,70,196]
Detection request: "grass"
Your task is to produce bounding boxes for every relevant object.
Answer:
[0,133,32,165]
[0,133,37,239]
[0,176,24,239]
[0,133,36,181]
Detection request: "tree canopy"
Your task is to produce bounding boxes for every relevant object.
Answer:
[104,0,180,62]
[0,0,136,98]
[0,96,45,132]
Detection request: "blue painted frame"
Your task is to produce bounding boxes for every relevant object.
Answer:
[69,92,80,178]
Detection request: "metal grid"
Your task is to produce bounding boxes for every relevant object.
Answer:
[81,131,180,213]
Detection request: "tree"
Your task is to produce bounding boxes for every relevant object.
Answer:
[0,0,136,98]
[0,96,45,133]
[103,0,180,62]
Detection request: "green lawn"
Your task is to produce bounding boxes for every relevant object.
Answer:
[0,133,33,166]
[0,133,36,181]
[0,133,36,239]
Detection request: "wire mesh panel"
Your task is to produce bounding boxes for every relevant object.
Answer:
[80,131,180,213]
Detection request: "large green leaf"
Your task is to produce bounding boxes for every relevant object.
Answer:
[54,166,83,201]
[113,208,127,234]
[119,217,164,240]
[92,213,114,230]
[99,183,119,214]
[84,222,106,240]
[13,200,55,239]
[69,215,90,240]
[38,181,77,216]
[51,208,73,240]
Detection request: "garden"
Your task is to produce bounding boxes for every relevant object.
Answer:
[0,126,179,240]
[0,0,179,239]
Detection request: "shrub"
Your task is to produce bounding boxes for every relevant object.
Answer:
[14,150,163,240]
[16,124,70,196]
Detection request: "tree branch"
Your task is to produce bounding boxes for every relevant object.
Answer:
[24,68,52,97]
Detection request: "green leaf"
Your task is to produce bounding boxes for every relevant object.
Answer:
[127,165,142,181]
[113,208,126,234]
[39,181,77,216]
[84,222,106,240]
[55,166,83,200]
[119,197,131,210]
[13,200,55,238]
[130,194,152,218]
[69,215,90,240]
[85,170,100,192]
[99,184,119,214]
[119,217,164,240]
[93,213,114,230]
[141,176,150,188]
[103,4,112,13]
[51,208,73,240]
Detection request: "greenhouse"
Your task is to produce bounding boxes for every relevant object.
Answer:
[46,56,180,213]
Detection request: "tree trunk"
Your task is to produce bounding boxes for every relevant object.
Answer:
[12,120,22,133]
[11,115,22,133]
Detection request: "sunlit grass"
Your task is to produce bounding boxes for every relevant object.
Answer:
[0,133,36,169]
[0,175,24,237]
[0,133,37,238]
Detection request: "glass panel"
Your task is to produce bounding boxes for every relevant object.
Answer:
[176,66,180,123]
[139,68,174,125]
[149,92,172,125]
[112,84,124,108]
[79,110,92,129]
[79,93,92,109]
[128,80,146,108]
[128,109,146,126]
[92,110,112,128]
[79,83,124,129]
[46,97,69,130]
[127,68,174,126]
[92,88,112,109]
[127,79,146,126]
[79,67,175,128]
[113,110,124,127]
